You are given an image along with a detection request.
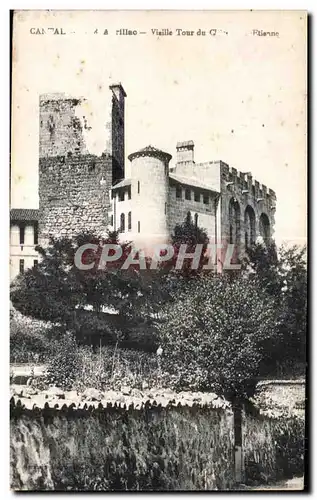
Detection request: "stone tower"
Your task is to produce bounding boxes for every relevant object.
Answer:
[128,146,172,246]
[38,83,126,242]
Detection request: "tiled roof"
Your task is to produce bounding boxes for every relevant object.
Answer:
[128,145,172,163]
[10,209,39,222]
[169,173,220,193]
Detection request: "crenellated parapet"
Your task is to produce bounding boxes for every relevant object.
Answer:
[220,162,276,250]
[221,162,276,208]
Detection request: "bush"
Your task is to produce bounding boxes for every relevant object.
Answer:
[45,333,81,390]
[10,308,53,363]
[74,345,160,392]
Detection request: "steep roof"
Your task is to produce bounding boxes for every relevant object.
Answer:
[128,145,172,163]
[10,209,39,222]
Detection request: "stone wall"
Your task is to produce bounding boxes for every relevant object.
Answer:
[39,154,112,241]
[168,181,218,241]
[220,162,276,255]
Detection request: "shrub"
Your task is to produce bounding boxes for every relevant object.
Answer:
[10,308,53,363]
[44,333,81,390]
[74,345,160,392]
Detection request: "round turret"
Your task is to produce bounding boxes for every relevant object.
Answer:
[128,145,171,246]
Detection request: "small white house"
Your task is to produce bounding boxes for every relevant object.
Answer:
[10,209,39,281]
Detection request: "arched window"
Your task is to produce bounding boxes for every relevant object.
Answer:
[137,181,140,194]
[120,213,125,232]
[128,211,132,230]
[244,205,256,248]
[229,224,233,244]
[259,213,270,245]
[228,198,241,248]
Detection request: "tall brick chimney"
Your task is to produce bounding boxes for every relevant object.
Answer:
[176,140,194,164]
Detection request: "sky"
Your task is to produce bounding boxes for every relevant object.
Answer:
[11,10,307,246]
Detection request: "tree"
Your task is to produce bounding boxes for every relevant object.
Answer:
[244,241,307,374]
[10,231,162,349]
[158,273,279,401]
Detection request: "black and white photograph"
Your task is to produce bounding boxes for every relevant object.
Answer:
[9,9,307,491]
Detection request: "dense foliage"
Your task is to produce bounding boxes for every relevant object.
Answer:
[10,307,53,363]
[10,216,307,395]
[44,333,81,390]
[158,274,279,400]
[245,242,307,375]
[10,231,162,350]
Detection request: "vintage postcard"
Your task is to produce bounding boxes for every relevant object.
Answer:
[10,10,307,491]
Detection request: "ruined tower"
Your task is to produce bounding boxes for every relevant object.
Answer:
[38,83,126,242]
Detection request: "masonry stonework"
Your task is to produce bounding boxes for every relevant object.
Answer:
[39,154,112,241]
[38,84,126,243]
[25,82,276,260]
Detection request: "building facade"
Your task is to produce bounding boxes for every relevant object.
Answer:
[111,140,276,257]
[10,209,39,280]
[10,81,276,279]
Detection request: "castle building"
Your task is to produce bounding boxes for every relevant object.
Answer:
[10,81,276,279]
[111,140,276,256]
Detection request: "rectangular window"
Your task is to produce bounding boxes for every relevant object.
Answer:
[119,190,125,202]
[34,223,38,245]
[138,181,140,194]
[138,221,140,233]
[194,191,200,202]
[19,259,24,274]
[185,188,191,200]
[203,193,209,204]
[176,186,182,199]
[128,187,131,200]
[19,226,25,245]
[33,259,38,268]
[120,213,125,232]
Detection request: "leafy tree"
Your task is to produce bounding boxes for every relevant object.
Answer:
[245,241,307,373]
[158,273,279,401]
[170,211,209,274]
[10,231,162,348]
